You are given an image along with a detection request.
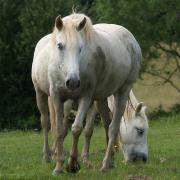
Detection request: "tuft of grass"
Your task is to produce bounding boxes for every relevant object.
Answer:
[0,114,180,179]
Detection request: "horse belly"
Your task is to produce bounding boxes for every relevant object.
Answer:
[94,74,127,99]
[94,56,131,99]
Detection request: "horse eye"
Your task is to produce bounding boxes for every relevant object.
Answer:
[135,127,144,136]
[57,43,64,50]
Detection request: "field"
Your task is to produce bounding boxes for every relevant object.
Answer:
[134,73,180,113]
[0,114,180,180]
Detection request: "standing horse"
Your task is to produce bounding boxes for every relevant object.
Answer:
[32,13,142,175]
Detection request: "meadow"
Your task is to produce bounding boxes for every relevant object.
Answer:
[0,114,179,180]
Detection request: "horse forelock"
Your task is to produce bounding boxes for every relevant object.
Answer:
[124,92,148,127]
[52,13,93,45]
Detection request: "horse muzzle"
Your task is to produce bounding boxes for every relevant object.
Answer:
[129,152,147,163]
[65,76,80,91]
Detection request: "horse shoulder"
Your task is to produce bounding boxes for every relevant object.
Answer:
[34,34,52,59]
[32,34,53,94]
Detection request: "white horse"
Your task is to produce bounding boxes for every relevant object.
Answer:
[32,13,142,175]
[50,90,148,163]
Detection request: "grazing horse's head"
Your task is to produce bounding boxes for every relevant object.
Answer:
[120,102,149,162]
[52,14,93,91]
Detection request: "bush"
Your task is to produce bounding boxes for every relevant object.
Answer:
[149,103,180,120]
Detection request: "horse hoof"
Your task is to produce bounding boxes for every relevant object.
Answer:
[52,169,63,176]
[43,155,51,163]
[100,164,113,172]
[66,159,81,173]
[100,166,108,172]
[109,161,114,168]
[82,158,93,168]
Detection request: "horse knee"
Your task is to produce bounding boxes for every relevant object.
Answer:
[72,123,83,136]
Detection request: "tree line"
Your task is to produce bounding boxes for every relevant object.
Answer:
[0,0,179,129]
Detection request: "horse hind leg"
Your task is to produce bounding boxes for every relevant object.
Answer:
[95,99,114,167]
[101,85,132,172]
[35,87,51,162]
[81,104,97,165]
[63,100,74,139]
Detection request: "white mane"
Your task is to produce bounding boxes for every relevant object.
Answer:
[52,13,94,45]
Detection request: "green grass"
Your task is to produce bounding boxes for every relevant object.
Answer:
[0,114,180,180]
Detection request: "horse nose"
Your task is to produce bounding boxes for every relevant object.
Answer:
[66,76,80,90]
[130,152,147,163]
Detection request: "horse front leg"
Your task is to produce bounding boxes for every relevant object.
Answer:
[101,85,132,172]
[81,104,97,164]
[49,99,73,160]
[35,87,51,162]
[66,96,92,173]
[50,92,64,176]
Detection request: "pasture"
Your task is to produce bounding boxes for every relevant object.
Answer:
[0,114,179,180]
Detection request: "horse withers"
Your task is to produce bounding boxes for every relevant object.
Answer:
[32,13,142,175]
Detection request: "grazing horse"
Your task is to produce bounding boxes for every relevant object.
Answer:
[31,13,142,175]
[50,90,148,163]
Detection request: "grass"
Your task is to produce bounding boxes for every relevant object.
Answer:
[0,114,180,180]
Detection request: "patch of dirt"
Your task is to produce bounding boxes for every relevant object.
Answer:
[124,175,151,180]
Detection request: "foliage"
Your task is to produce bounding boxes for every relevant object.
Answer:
[0,0,179,129]
[149,103,180,120]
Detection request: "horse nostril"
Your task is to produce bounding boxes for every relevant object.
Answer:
[130,153,147,163]
[77,80,80,88]
[131,154,138,162]
[66,77,80,90]
[142,154,147,163]
[66,79,70,87]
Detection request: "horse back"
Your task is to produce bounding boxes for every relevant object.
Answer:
[91,24,141,98]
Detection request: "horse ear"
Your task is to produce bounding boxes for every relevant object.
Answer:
[77,17,86,31]
[142,106,147,112]
[55,15,63,31]
[135,102,144,116]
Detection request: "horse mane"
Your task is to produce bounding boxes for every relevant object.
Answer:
[123,92,137,122]
[52,13,94,45]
